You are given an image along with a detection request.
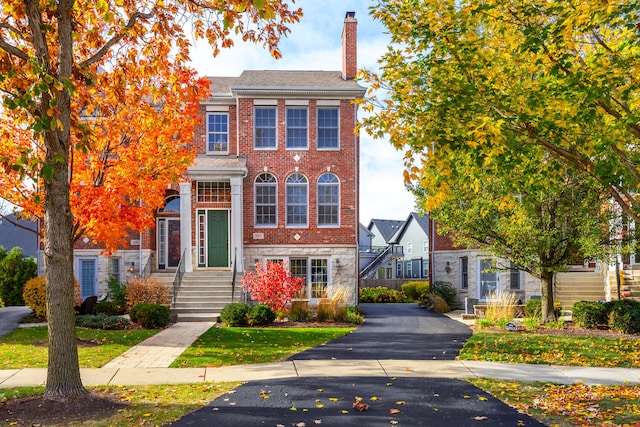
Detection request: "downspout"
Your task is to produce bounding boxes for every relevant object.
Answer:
[354,102,361,305]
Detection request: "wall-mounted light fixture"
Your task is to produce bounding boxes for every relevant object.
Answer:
[335,259,342,271]
[128,262,136,273]
[445,261,451,274]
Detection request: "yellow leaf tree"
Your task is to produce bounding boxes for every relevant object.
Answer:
[0,0,301,402]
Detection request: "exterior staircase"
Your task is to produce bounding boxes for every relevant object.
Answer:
[621,268,640,302]
[151,271,238,322]
[554,271,605,312]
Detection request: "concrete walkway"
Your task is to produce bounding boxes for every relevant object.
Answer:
[0,306,31,338]
[102,321,215,369]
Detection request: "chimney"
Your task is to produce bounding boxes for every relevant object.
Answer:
[342,11,357,80]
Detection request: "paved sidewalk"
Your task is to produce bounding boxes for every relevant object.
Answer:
[1,359,639,388]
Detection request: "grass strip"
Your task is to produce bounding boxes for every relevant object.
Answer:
[459,330,640,368]
[171,326,355,368]
[0,326,158,369]
[468,378,640,426]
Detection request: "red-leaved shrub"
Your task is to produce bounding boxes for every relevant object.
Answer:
[242,261,305,312]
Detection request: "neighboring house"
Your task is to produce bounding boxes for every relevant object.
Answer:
[388,212,431,280]
[360,218,405,279]
[0,214,39,259]
[42,12,365,317]
[358,223,375,271]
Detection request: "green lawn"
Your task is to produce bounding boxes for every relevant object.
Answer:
[171,326,355,368]
[0,326,158,369]
[459,330,640,368]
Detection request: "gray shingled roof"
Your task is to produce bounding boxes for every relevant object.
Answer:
[388,212,430,244]
[205,71,365,99]
[368,219,405,243]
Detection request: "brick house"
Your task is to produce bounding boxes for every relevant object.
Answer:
[56,12,365,319]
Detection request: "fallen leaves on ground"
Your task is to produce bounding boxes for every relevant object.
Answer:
[470,378,640,426]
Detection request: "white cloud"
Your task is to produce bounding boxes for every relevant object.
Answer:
[188,0,415,225]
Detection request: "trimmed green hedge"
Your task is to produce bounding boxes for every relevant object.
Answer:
[572,300,640,333]
[359,287,411,303]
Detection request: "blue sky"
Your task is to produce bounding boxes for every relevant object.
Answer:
[188,0,416,225]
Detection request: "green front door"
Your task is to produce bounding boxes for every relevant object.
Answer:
[207,210,229,267]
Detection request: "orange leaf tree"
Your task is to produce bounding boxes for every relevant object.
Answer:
[0,0,301,402]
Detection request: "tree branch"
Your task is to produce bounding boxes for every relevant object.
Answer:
[79,10,155,68]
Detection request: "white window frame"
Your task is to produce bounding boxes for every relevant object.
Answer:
[317,173,340,227]
[317,107,339,150]
[286,173,308,227]
[206,112,229,154]
[406,242,413,255]
[285,106,308,149]
[254,173,278,227]
[254,106,277,149]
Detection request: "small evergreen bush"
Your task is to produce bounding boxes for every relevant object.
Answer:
[433,281,457,306]
[572,301,609,328]
[107,277,127,312]
[129,303,170,328]
[247,304,276,326]
[525,299,563,319]
[337,306,364,324]
[606,300,640,334]
[95,301,123,316]
[220,302,250,326]
[75,314,130,330]
[0,246,37,306]
[401,281,430,300]
[418,292,450,313]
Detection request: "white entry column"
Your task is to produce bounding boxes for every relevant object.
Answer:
[230,176,244,273]
[179,182,193,272]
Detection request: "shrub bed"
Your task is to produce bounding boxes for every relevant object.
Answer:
[359,286,411,303]
[417,292,450,313]
[572,299,640,333]
[75,314,131,330]
[129,303,171,329]
[401,281,430,300]
[220,302,250,326]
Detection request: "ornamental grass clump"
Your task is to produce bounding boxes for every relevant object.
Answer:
[484,292,518,325]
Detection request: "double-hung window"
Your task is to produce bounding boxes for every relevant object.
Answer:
[286,107,308,149]
[255,107,276,148]
[286,173,308,226]
[255,173,277,226]
[207,113,228,154]
[317,107,339,149]
[317,173,339,226]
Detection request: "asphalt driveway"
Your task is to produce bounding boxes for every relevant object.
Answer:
[171,304,547,426]
[290,303,472,361]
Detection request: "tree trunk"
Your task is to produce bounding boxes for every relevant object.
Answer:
[40,0,87,402]
[540,270,557,323]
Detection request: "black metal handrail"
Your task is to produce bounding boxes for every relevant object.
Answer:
[359,245,402,279]
[172,249,186,309]
[231,248,237,302]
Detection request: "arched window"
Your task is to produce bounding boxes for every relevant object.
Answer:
[286,173,308,226]
[317,173,339,226]
[255,173,277,226]
[160,195,180,213]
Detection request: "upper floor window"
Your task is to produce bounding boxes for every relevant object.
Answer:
[317,107,339,149]
[317,173,339,226]
[406,242,413,254]
[255,107,276,148]
[207,113,228,154]
[423,240,428,252]
[255,173,277,226]
[286,173,308,226]
[286,107,308,149]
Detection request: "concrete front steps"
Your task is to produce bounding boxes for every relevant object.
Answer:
[621,269,640,302]
[554,271,605,312]
[151,271,240,322]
